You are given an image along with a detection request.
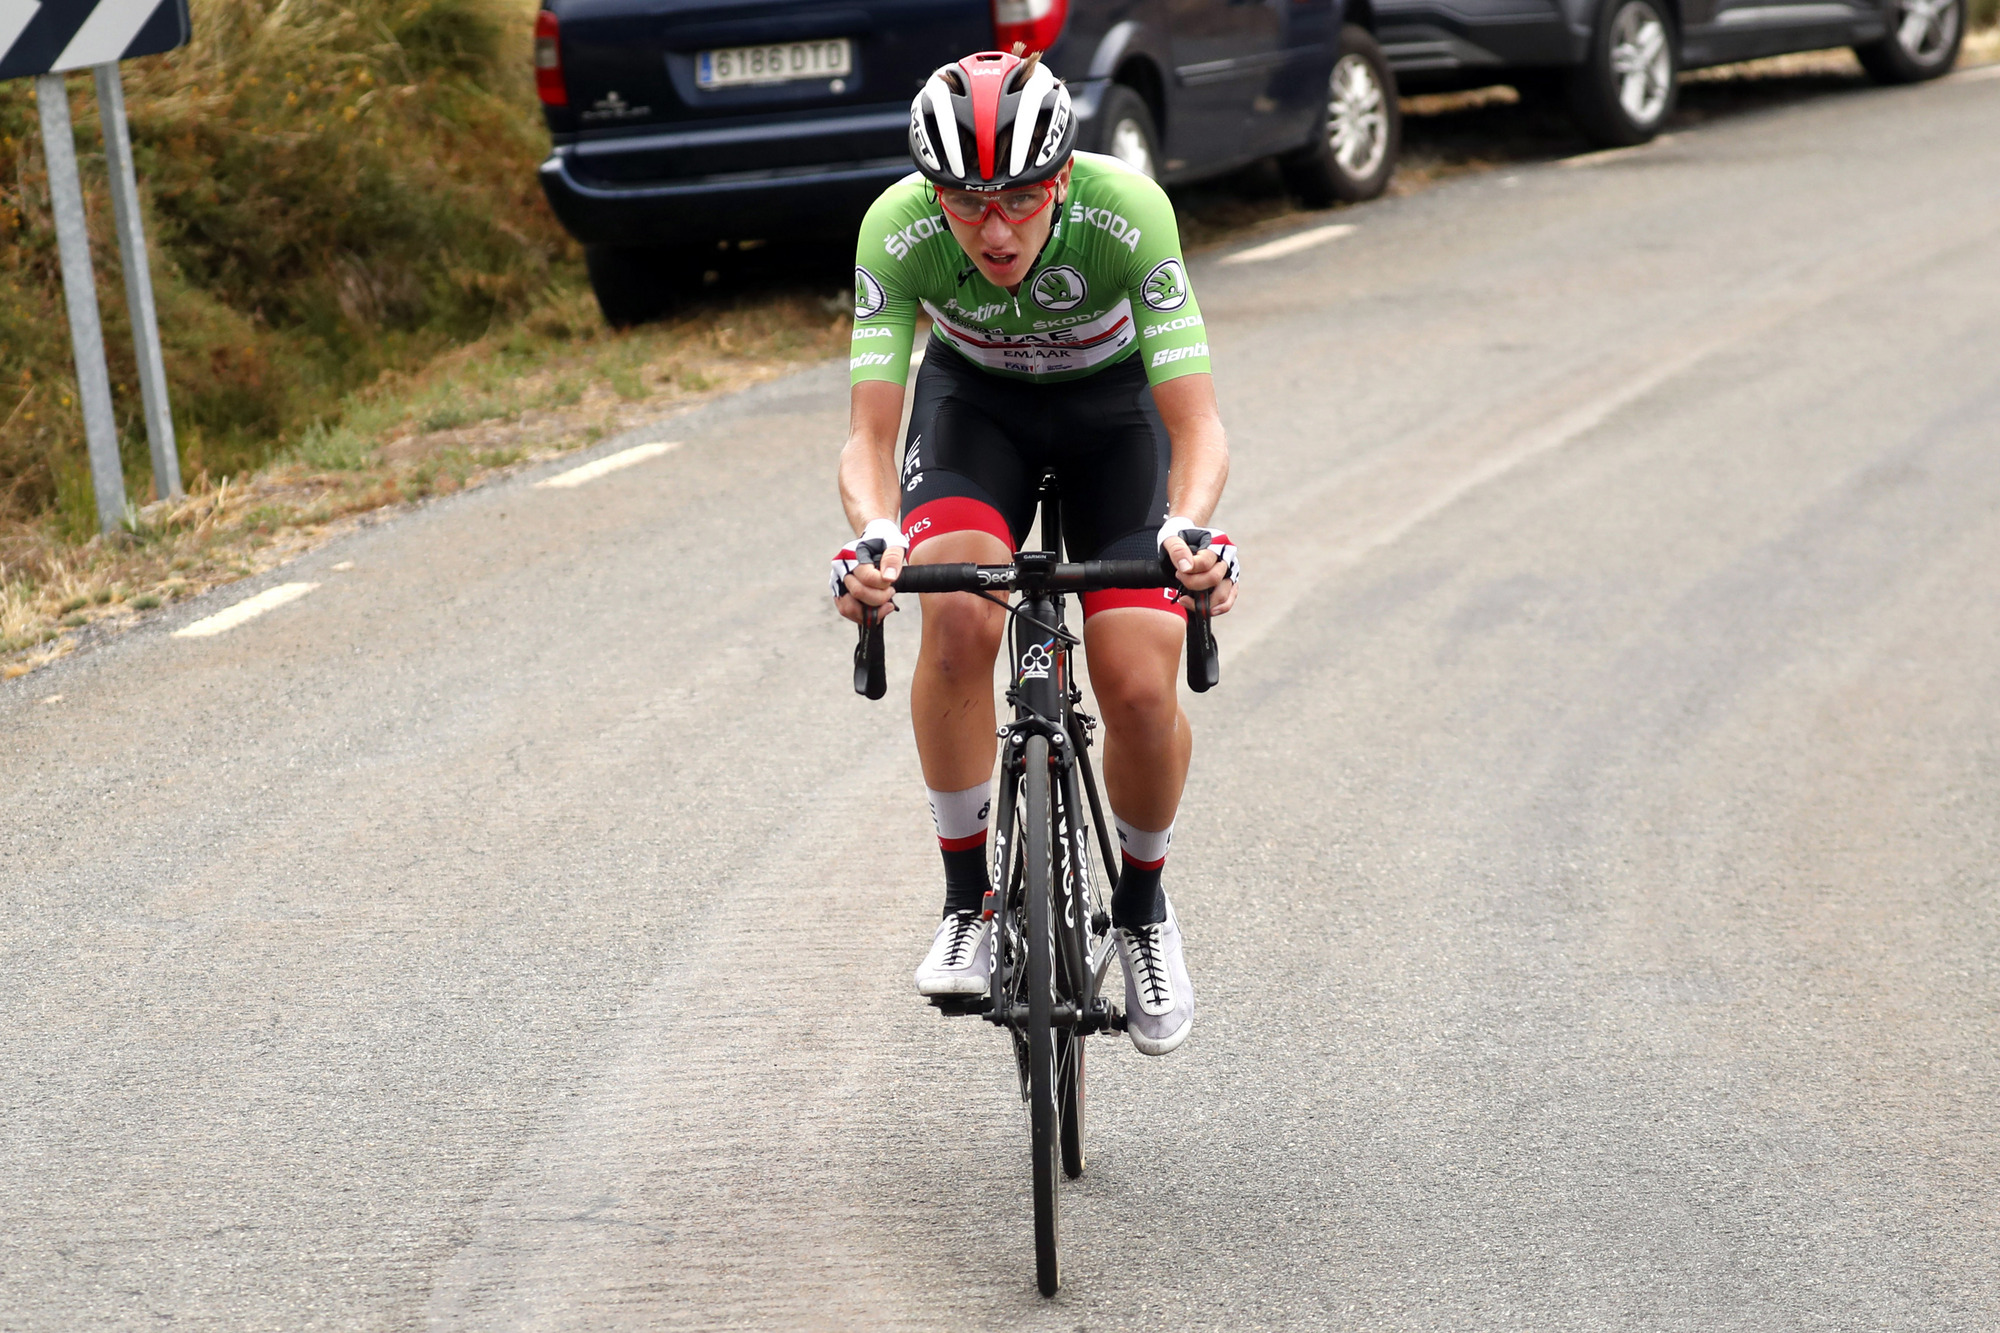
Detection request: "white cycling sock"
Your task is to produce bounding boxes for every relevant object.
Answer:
[928,783,992,915]
[1112,815,1172,927]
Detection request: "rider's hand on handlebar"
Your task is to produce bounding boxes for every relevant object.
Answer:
[1158,517,1240,617]
[832,519,908,625]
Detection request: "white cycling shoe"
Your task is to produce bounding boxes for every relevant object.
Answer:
[1117,897,1194,1055]
[915,911,993,997]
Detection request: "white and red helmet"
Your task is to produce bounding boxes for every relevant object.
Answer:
[908,51,1076,191]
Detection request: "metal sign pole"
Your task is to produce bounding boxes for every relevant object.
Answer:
[94,61,180,499]
[35,70,127,534]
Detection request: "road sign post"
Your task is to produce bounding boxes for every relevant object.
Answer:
[35,69,127,531]
[94,62,179,499]
[6,0,193,533]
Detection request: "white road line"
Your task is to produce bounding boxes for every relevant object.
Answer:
[1560,134,1676,168]
[535,441,682,490]
[172,583,319,639]
[1221,223,1357,265]
[1951,62,2000,82]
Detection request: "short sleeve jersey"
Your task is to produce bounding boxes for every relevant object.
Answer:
[849,152,1210,388]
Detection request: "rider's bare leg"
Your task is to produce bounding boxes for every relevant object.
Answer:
[1083,606,1191,830]
[910,529,1014,794]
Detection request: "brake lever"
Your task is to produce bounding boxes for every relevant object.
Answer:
[851,541,889,700]
[1173,529,1221,694]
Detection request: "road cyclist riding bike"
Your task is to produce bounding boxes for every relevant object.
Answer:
[829,47,1240,1290]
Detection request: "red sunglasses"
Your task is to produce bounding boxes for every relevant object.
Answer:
[933,180,1060,226]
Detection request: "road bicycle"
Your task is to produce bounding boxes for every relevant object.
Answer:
[851,474,1219,1296]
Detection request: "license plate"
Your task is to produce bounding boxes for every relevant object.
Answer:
[696,39,853,89]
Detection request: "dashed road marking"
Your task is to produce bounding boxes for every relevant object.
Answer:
[173,583,319,639]
[536,441,682,489]
[1221,224,1357,265]
[332,561,355,571]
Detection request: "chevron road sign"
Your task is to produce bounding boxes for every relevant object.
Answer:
[5,0,190,531]
[1,0,190,81]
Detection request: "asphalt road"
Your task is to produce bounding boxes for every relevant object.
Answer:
[7,65,2000,1332]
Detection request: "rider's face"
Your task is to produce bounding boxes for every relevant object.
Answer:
[940,162,1073,291]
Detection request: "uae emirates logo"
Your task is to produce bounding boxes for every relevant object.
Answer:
[1141,258,1188,312]
[854,266,887,319]
[1031,265,1086,311]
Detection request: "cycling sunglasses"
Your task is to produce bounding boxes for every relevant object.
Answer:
[933,180,1060,226]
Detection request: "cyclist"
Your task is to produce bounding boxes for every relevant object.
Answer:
[831,50,1239,1056]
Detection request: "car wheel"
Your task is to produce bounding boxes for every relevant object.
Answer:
[1565,0,1678,147]
[1279,26,1401,207]
[1854,0,1963,83]
[1093,85,1161,180]
[583,245,706,328]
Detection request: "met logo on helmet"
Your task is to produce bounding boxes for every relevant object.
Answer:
[1031,265,1086,311]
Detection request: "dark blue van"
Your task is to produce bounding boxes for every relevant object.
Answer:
[534,0,1405,323]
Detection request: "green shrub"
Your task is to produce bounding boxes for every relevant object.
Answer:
[0,0,571,522]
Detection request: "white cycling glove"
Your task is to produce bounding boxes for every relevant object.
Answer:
[1157,516,1241,583]
[830,517,909,601]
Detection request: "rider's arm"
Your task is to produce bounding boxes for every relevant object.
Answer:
[1110,172,1234,610]
[1153,373,1236,614]
[839,380,907,538]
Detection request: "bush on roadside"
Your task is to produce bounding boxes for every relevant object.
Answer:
[0,0,570,529]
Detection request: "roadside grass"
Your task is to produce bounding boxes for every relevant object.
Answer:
[0,288,850,677]
[5,33,1995,680]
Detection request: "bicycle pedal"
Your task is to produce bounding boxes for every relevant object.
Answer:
[927,994,987,1017]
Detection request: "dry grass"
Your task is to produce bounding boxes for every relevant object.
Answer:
[0,289,851,677]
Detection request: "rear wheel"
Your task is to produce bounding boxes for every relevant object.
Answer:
[1854,0,1963,83]
[1565,0,1678,147]
[1280,26,1401,206]
[1023,736,1061,1297]
[583,245,706,328]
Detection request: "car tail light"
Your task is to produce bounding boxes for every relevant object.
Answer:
[992,0,1068,54]
[534,10,567,107]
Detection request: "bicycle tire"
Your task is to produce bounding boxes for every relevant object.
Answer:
[1023,735,1062,1296]
[1059,1032,1084,1178]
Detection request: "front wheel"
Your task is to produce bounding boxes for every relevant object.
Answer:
[1279,26,1401,207]
[1854,0,1963,83]
[1059,1032,1084,1179]
[1023,736,1062,1296]
[1565,0,1679,147]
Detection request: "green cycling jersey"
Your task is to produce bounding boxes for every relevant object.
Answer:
[849,152,1211,388]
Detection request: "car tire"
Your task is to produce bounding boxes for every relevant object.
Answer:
[1093,85,1162,179]
[1564,0,1679,147]
[1854,0,1963,83]
[583,245,706,328]
[1279,26,1401,207]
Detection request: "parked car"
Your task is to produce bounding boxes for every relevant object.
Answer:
[1374,0,1967,146]
[533,0,1406,325]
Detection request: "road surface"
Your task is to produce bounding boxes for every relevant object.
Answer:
[5,64,2000,1331]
